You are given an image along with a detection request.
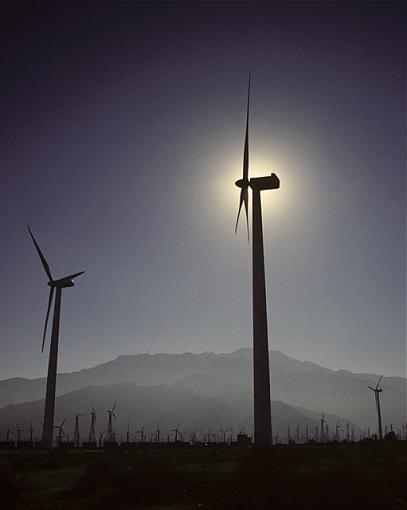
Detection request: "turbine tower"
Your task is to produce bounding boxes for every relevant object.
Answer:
[368,376,384,440]
[234,74,280,446]
[28,226,84,448]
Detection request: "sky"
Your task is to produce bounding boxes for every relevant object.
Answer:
[0,1,405,380]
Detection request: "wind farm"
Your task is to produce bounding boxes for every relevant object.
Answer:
[1,1,405,509]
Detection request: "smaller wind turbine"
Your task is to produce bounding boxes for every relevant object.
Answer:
[154,425,161,444]
[28,226,84,449]
[335,423,341,442]
[137,426,145,444]
[172,423,181,443]
[27,421,34,444]
[15,424,23,446]
[54,419,66,447]
[106,402,118,443]
[368,376,384,440]
[320,414,325,443]
[88,407,97,444]
[126,419,131,444]
[73,413,83,448]
[6,427,13,444]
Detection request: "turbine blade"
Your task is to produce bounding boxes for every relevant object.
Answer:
[235,187,249,241]
[112,400,117,412]
[243,73,250,182]
[42,287,54,353]
[367,386,375,391]
[235,189,245,234]
[375,376,383,390]
[113,413,118,424]
[27,225,53,282]
[63,271,85,280]
[243,188,249,242]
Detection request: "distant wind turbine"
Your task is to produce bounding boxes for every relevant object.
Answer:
[54,418,66,447]
[172,423,181,443]
[368,376,384,440]
[234,74,280,447]
[88,407,97,444]
[73,413,83,448]
[28,226,84,448]
[106,401,118,443]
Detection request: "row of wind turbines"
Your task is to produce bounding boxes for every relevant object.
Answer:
[25,75,392,448]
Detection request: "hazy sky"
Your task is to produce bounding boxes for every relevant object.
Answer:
[1,1,405,380]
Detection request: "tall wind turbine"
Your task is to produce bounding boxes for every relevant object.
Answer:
[234,74,280,446]
[28,226,84,448]
[368,376,384,440]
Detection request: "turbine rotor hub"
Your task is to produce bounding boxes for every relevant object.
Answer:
[235,178,249,189]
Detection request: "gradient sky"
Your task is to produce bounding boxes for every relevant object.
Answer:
[0,1,405,380]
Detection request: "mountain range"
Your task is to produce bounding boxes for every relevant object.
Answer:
[0,349,405,440]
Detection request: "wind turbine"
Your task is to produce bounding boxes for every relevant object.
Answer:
[335,422,341,442]
[154,424,161,444]
[88,407,97,444]
[54,419,66,447]
[172,423,181,443]
[234,74,280,446]
[106,402,118,443]
[15,424,23,446]
[136,426,145,444]
[368,376,384,440]
[28,226,84,449]
[320,414,325,443]
[27,421,34,444]
[126,419,131,444]
[73,412,83,448]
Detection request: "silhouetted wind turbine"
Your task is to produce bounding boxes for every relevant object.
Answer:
[137,426,145,443]
[106,401,118,443]
[88,407,97,444]
[27,421,34,444]
[15,424,23,446]
[368,376,384,440]
[54,418,66,447]
[28,226,84,448]
[320,413,325,443]
[73,413,83,448]
[234,75,280,446]
[172,423,181,443]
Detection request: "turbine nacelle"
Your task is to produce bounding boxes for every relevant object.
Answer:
[236,174,280,191]
[48,272,84,288]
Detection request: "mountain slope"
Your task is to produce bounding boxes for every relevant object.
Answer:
[0,349,405,429]
[0,382,361,442]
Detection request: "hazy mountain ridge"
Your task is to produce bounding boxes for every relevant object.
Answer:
[0,349,405,430]
[0,381,361,441]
